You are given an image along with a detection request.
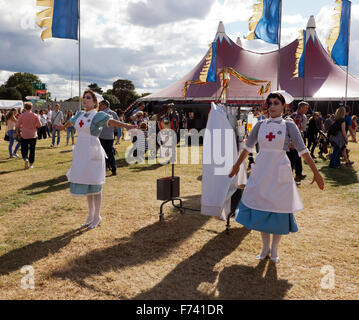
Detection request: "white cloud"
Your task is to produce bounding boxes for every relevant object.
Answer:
[1,1,359,102]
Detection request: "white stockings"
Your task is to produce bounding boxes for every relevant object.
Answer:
[257,232,282,262]
[83,193,102,228]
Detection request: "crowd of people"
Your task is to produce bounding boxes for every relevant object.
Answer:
[253,102,357,182]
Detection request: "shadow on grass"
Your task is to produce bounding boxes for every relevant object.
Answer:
[0,168,25,175]
[319,165,359,186]
[51,212,211,287]
[129,163,163,172]
[20,175,69,196]
[115,158,130,168]
[133,227,252,299]
[0,229,86,276]
[214,260,292,300]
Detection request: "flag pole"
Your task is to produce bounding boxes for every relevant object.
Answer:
[78,0,81,111]
[345,2,351,105]
[276,0,282,90]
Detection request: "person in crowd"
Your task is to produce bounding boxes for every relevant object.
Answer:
[50,104,64,147]
[115,110,125,144]
[288,101,309,183]
[229,92,324,263]
[350,115,358,142]
[15,102,42,169]
[64,110,76,146]
[306,112,321,158]
[324,114,333,133]
[131,102,145,117]
[56,89,137,229]
[328,107,353,168]
[46,106,52,138]
[38,110,48,139]
[98,99,119,176]
[5,109,21,158]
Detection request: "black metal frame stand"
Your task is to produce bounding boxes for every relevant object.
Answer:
[159,163,200,221]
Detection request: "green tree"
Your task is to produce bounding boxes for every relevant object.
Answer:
[88,83,103,94]
[5,72,42,100]
[102,93,121,110]
[112,79,140,108]
[0,86,22,100]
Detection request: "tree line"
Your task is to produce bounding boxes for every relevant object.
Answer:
[0,72,150,111]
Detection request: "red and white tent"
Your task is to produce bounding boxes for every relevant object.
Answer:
[141,17,359,103]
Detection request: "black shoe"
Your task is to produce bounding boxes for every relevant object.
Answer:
[111,171,117,176]
[295,174,306,181]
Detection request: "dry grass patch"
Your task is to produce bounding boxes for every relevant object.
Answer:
[0,126,358,300]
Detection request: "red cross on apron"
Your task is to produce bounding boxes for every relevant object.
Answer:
[79,120,84,127]
[266,132,276,142]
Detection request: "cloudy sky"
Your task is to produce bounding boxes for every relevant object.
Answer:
[1,0,359,102]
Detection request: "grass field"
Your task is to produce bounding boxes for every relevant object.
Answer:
[0,126,358,300]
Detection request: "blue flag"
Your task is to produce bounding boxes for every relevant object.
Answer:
[37,0,79,41]
[245,0,281,45]
[326,0,351,66]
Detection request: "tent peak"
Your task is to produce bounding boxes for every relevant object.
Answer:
[214,21,232,45]
[217,21,225,34]
[306,15,316,29]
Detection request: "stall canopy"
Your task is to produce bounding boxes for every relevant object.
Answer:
[0,100,24,110]
[141,16,359,103]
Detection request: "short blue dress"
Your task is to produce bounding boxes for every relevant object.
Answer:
[68,111,110,196]
[235,201,298,235]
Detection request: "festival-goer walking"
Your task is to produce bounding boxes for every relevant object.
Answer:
[307,112,320,158]
[229,92,324,263]
[50,104,64,147]
[288,101,309,182]
[16,102,42,169]
[65,110,76,145]
[5,109,21,158]
[38,110,48,139]
[56,90,137,229]
[328,107,352,168]
[46,106,52,137]
[98,100,119,176]
[351,115,358,142]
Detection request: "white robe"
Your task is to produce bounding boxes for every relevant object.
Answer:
[201,103,247,220]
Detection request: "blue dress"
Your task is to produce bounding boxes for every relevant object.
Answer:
[235,201,298,235]
[68,111,110,196]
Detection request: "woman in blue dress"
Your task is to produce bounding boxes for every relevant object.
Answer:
[57,89,137,229]
[229,92,324,263]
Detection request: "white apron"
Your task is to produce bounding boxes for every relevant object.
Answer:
[241,119,304,213]
[66,110,107,185]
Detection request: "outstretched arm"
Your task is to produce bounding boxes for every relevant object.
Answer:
[56,122,72,131]
[108,119,137,130]
[228,149,249,178]
[302,152,324,190]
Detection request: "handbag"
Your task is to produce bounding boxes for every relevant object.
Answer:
[4,133,10,141]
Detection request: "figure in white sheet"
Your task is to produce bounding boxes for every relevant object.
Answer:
[57,89,137,229]
[201,103,247,221]
[229,92,324,263]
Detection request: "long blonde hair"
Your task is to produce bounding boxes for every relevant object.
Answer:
[335,107,346,121]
